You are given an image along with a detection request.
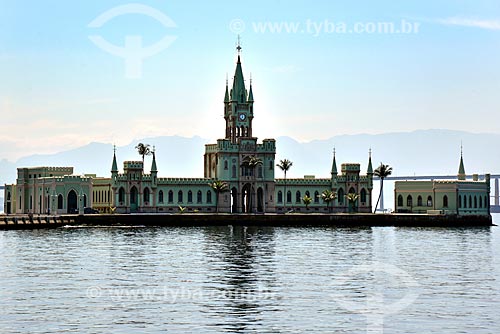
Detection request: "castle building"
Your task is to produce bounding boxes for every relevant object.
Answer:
[3,45,373,215]
[3,167,92,215]
[394,151,490,215]
[109,45,373,214]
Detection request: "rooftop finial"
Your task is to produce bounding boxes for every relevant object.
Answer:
[333,146,336,156]
[369,147,372,158]
[236,35,242,55]
[153,145,156,153]
[113,144,116,154]
[461,141,463,157]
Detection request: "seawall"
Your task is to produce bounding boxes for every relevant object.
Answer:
[1,213,492,230]
[0,215,77,230]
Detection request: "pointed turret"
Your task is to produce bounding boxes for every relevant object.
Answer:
[248,82,254,102]
[231,55,247,103]
[367,149,373,174]
[331,148,338,176]
[111,145,118,173]
[458,145,466,180]
[224,75,229,103]
[151,150,158,173]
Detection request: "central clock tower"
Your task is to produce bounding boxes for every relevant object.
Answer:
[224,49,254,143]
[204,43,276,213]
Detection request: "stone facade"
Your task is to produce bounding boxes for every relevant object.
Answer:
[3,167,92,214]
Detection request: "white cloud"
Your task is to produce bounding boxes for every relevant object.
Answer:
[436,17,500,30]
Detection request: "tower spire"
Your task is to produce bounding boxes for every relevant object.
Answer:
[231,36,246,103]
[111,144,118,173]
[248,73,254,102]
[224,73,229,103]
[458,143,466,180]
[367,148,373,174]
[331,147,338,176]
[151,146,158,173]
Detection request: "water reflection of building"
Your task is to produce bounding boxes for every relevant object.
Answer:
[202,226,277,332]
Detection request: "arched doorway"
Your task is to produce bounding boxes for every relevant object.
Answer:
[130,186,138,213]
[242,183,252,213]
[67,190,77,213]
[231,187,238,213]
[257,187,264,213]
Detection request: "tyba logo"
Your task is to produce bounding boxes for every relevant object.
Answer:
[88,3,177,78]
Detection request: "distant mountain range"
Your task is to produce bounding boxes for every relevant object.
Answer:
[1,129,499,186]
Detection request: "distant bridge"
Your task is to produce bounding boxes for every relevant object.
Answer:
[374,174,500,213]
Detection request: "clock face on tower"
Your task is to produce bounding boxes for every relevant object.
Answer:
[239,113,246,121]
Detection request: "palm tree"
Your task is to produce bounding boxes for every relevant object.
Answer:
[373,162,393,213]
[209,180,229,213]
[135,143,152,165]
[241,156,263,212]
[302,195,312,210]
[346,193,359,213]
[321,189,336,213]
[277,159,293,210]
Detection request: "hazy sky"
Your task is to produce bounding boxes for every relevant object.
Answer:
[1,0,499,161]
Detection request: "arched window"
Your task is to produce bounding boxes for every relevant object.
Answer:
[197,190,202,203]
[232,165,237,178]
[159,190,164,203]
[83,194,87,208]
[417,196,423,206]
[187,190,193,203]
[119,187,125,203]
[338,188,344,204]
[269,160,273,170]
[479,196,483,208]
[407,195,413,207]
[459,195,462,208]
[224,160,228,170]
[277,191,283,203]
[143,188,150,203]
[178,190,183,203]
[443,195,448,208]
[427,196,432,207]
[360,189,367,203]
[207,190,212,203]
[474,196,477,208]
[58,194,63,209]
[397,195,403,206]
[286,191,292,203]
[7,192,10,200]
[168,190,174,203]
[314,191,320,203]
[296,191,301,203]
[305,191,310,198]
[463,195,467,208]
[469,195,472,208]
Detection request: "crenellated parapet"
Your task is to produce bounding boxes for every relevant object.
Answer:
[157,177,212,185]
[276,178,330,186]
